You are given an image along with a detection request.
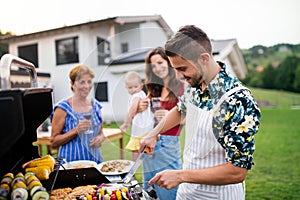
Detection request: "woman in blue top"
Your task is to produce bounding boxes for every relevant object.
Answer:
[50,64,105,163]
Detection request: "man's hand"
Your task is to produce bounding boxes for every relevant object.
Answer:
[140,134,158,155]
[149,170,183,190]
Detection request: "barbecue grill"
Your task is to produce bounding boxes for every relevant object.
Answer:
[0,54,53,177]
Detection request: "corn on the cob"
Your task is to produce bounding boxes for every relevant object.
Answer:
[27,160,54,172]
[22,155,55,171]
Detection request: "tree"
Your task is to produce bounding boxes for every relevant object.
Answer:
[261,64,276,89]
[293,61,300,92]
[0,29,9,57]
[275,56,299,92]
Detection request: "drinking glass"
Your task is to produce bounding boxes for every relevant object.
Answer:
[151,97,161,111]
[151,97,161,126]
[83,107,93,134]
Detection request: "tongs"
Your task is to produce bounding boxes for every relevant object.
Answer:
[49,157,64,193]
[122,146,149,183]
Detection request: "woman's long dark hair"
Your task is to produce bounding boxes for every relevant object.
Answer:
[145,47,182,102]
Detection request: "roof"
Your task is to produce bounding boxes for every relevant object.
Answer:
[211,39,237,55]
[110,39,237,65]
[0,15,173,43]
[110,47,153,65]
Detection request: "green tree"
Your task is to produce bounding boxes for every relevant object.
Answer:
[293,62,300,92]
[275,56,299,92]
[0,29,9,57]
[261,64,276,89]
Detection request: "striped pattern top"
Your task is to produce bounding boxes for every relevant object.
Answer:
[50,98,103,163]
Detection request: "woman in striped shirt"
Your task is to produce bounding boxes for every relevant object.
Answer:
[50,64,105,163]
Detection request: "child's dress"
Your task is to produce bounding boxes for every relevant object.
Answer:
[125,90,154,151]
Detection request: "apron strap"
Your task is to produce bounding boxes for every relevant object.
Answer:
[212,86,247,113]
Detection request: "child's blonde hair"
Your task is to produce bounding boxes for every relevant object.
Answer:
[124,71,142,84]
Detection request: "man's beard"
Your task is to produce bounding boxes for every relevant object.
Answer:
[184,74,202,88]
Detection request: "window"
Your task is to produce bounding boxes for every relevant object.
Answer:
[18,44,38,68]
[94,82,108,102]
[97,37,111,65]
[121,43,128,53]
[55,37,79,65]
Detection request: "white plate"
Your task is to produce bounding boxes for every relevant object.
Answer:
[97,160,134,175]
[59,160,97,170]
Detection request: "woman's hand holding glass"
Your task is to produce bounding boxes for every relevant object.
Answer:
[137,98,149,113]
[151,97,168,123]
[154,109,168,122]
[83,108,93,134]
[76,119,92,134]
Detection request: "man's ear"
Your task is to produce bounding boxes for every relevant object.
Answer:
[197,53,210,64]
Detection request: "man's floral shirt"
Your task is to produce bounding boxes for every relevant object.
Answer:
[177,62,261,169]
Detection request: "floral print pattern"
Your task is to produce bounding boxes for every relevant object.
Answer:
[177,62,261,169]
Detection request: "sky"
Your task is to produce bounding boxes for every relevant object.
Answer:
[0,0,299,49]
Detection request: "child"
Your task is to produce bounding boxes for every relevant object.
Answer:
[120,71,154,161]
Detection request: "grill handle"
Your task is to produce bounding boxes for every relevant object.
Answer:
[0,53,38,89]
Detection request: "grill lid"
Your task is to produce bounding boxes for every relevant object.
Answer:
[0,54,53,177]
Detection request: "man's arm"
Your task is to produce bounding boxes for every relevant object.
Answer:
[140,107,183,152]
[148,106,181,137]
[149,162,247,190]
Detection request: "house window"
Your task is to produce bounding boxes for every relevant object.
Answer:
[94,82,108,102]
[55,37,79,65]
[121,43,128,53]
[97,37,111,65]
[18,44,38,68]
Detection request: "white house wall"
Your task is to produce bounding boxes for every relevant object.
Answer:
[95,62,146,122]
[140,22,169,48]
[114,23,141,54]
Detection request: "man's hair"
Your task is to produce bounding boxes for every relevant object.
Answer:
[165,25,212,62]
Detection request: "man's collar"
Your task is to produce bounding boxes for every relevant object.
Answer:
[192,61,225,92]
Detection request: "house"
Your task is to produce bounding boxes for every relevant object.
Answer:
[0,15,247,123]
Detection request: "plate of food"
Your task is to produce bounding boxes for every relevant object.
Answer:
[60,160,97,170]
[97,160,134,175]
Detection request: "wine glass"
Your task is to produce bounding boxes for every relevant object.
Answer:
[151,97,161,126]
[83,107,93,134]
[152,97,161,111]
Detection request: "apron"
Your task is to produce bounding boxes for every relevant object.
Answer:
[176,87,246,200]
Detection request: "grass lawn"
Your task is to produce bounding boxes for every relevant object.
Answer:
[236,88,300,199]
[245,108,300,200]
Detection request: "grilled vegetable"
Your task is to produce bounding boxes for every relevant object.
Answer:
[0,186,9,199]
[27,180,42,191]
[11,188,28,200]
[25,166,51,180]
[22,155,55,172]
[1,173,14,185]
[12,181,27,190]
[31,187,49,200]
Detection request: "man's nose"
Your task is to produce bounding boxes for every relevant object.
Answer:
[175,70,184,80]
